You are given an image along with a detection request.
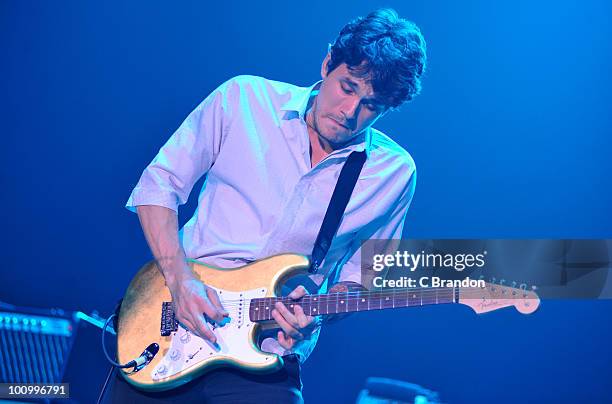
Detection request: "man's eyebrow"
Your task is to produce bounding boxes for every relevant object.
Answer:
[342,77,383,105]
[342,77,359,90]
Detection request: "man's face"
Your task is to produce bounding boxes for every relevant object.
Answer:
[309,54,388,149]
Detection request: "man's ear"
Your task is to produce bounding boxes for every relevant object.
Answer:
[320,52,331,79]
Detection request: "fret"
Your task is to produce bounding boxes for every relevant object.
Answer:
[369,290,383,310]
[356,291,368,311]
[299,295,309,316]
[261,297,266,320]
[346,290,358,313]
[264,297,272,320]
[318,293,327,315]
[335,292,339,315]
[250,297,263,321]
[286,297,296,317]
[319,293,328,315]
[381,290,394,309]
[391,289,400,308]
[369,291,377,310]
[426,289,437,305]
[311,295,320,316]
[401,288,410,308]
[391,289,399,308]
[337,292,348,313]
[407,289,419,307]
[325,293,334,315]
[257,297,262,321]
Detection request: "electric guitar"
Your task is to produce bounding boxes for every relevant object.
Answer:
[116,254,540,391]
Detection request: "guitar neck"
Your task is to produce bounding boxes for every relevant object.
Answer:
[249,287,458,321]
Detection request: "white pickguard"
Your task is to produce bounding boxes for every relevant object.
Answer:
[151,286,272,381]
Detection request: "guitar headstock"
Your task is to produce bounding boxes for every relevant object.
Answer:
[458,280,540,314]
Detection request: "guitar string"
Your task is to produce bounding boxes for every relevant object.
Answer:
[204,293,532,321]
[164,289,536,326]
[181,288,534,310]
[217,291,532,306]
[216,287,532,302]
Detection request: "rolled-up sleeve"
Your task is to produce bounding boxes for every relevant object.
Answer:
[125,79,234,213]
[335,167,417,288]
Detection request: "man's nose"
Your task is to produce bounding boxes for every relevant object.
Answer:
[341,97,360,122]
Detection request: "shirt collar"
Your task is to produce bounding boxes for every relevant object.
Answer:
[279,80,322,119]
[279,80,372,157]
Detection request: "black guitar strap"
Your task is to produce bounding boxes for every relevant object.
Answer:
[280,149,366,298]
[309,150,367,277]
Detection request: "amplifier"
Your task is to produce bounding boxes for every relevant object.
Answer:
[0,306,77,384]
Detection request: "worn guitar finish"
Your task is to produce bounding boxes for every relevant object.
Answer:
[116,253,540,392]
[117,254,309,391]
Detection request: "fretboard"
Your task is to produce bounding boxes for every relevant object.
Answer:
[248,287,458,321]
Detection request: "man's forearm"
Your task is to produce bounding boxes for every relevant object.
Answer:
[136,205,192,287]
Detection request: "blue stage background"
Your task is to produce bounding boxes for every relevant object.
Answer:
[2,1,611,402]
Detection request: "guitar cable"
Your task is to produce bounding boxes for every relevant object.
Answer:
[97,301,160,403]
[96,364,115,404]
[101,313,160,369]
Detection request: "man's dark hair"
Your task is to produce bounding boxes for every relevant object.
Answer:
[327,8,427,109]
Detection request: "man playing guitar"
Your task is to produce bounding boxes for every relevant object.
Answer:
[107,8,426,403]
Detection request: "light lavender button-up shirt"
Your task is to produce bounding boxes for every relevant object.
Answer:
[126,75,416,362]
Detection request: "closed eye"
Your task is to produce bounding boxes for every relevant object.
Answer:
[341,84,353,95]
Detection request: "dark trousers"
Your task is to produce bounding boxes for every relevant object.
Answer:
[102,354,303,404]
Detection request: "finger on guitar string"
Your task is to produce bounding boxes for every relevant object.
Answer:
[178,317,196,336]
[174,304,216,344]
[274,300,315,332]
[292,304,314,330]
[168,274,225,343]
[204,285,229,322]
[288,285,308,299]
[271,307,303,340]
[192,311,217,344]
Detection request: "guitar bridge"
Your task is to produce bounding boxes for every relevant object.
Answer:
[161,302,179,336]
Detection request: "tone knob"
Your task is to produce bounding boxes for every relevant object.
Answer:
[170,349,181,361]
[180,332,191,343]
[156,364,167,375]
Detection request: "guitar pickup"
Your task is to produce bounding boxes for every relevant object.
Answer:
[160,301,179,336]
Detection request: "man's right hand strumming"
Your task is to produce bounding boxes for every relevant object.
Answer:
[165,269,228,344]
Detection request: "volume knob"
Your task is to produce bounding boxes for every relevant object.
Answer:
[170,349,181,361]
[156,364,167,375]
